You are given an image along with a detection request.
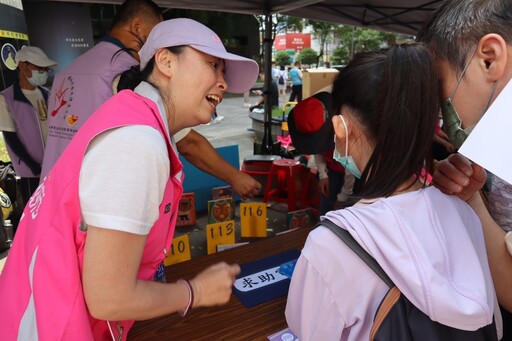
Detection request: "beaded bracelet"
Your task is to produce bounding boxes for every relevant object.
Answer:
[178,279,194,317]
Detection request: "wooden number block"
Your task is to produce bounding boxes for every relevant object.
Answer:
[206,220,236,255]
[164,234,191,266]
[240,202,267,238]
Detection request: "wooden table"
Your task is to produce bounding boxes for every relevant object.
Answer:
[129,227,312,340]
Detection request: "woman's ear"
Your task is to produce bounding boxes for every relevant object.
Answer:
[154,49,173,78]
[332,109,352,141]
[332,114,347,142]
[477,33,508,82]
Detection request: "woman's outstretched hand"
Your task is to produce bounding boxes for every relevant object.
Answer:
[190,262,241,308]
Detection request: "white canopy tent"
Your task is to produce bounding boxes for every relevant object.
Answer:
[54,0,443,153]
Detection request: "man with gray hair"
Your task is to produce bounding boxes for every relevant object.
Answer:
[417,0,512,330]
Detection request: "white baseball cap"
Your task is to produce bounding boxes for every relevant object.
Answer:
[139,18,259,94]
[15,46,58,68]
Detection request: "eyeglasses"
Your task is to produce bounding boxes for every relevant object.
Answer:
[25,62,53,74]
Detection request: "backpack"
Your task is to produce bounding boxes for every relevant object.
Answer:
[321,219,498,341]
[278,72,285,85]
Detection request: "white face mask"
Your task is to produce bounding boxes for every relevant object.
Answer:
[27,71,48,87]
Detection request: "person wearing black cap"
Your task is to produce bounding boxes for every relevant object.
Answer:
[0,46,58,202]
[287,86,354,214]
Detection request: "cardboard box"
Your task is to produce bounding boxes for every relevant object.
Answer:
[302,68,339,99]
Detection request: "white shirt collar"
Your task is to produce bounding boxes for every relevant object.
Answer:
[134,81,170,135]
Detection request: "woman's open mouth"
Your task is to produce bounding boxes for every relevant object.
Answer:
[206,94,221,107]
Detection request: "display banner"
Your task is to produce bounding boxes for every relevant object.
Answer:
[23,2,94,76]
[0,0,28,90]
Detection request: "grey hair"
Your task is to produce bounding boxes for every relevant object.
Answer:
[417,0,512,74]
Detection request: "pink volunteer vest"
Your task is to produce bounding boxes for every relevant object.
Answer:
[0,90,183,341]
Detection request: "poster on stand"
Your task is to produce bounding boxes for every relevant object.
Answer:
[0,0,29,91]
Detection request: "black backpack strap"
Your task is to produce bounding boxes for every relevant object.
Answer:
[319,219,395,288]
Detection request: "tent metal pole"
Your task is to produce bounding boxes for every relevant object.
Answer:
[261,10,274,155]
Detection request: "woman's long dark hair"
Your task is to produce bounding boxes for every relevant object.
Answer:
[331,43,439,199]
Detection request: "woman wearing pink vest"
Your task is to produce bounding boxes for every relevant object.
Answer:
[0,18,259,340]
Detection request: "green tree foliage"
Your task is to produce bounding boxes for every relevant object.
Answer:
[297,47,318,66]
[254,13,401,68]
[275,51,292,67]
[331,46,349,66]
[305,19,337,67]
[256,14,304,39]
[334,25,399,61]
[283,16,304,33]
[254,14,304,67]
